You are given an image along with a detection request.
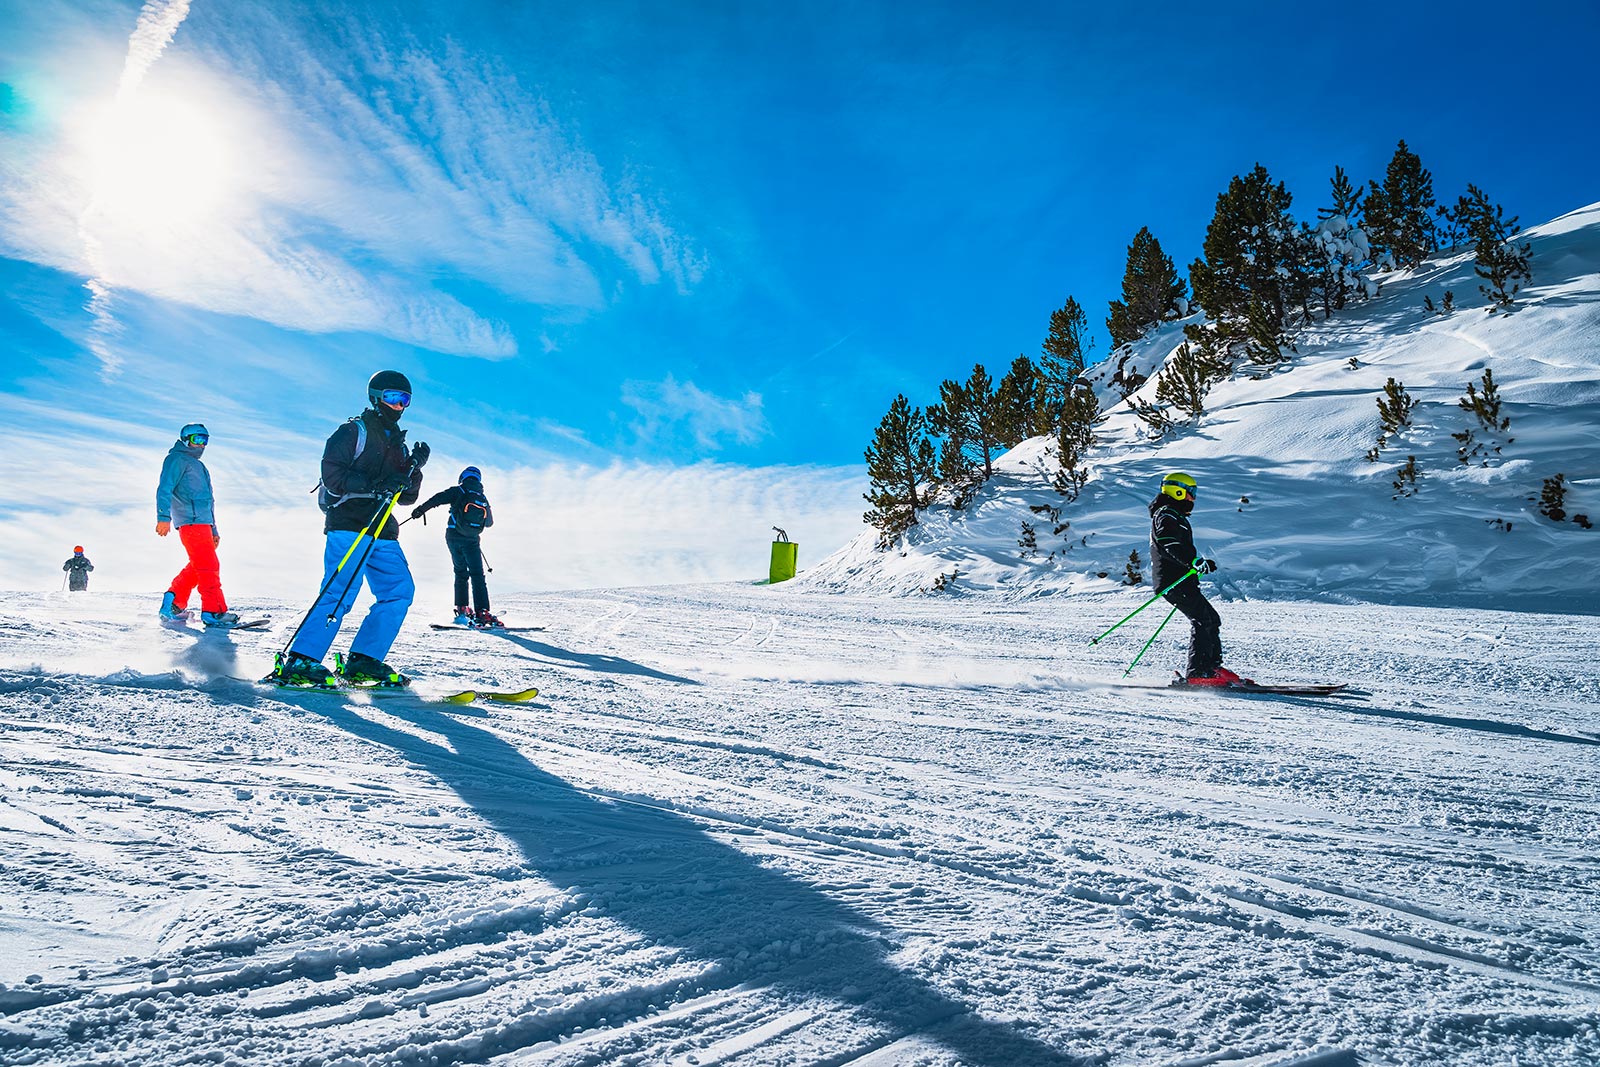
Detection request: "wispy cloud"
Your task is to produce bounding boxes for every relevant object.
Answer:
[622,375,769,452]
[0,4,701,363]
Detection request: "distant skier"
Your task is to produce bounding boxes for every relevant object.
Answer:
[412,466,502,628]
[1149,472,1240,686]
[62,547,94,591]
[273,371,429,688]
[156,423,239,627]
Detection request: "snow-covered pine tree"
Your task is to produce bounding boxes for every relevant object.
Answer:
[1309,166,1375,316]
[1106,227,1188,349]
[1189,164,1299,346]
[1156,340,1231,416]
[1362,141,1437,270]
[863,394,937,546]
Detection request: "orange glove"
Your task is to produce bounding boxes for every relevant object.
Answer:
[156,521,171,537]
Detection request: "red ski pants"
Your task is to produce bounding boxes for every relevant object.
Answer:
[168,524,227,614]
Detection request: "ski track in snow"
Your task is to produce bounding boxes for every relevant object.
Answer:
[1,587,1598,1066]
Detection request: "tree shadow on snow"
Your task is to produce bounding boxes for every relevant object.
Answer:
[312,701,1090,1066]
[486,631,700,685]
[1336,701,1600,747]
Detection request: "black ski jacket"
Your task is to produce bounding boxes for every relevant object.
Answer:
[1149,497,1199,590]
[320,409,423,539]
[62,556,94,574]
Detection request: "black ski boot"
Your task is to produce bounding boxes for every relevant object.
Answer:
[268,652,340,689]
[335,651,411,688]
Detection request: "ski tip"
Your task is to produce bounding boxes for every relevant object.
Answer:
[441,690,478,703]
[483,687,540,703]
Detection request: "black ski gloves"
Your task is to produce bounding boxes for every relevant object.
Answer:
[1194,557,1218,574]
[410,442,430,469]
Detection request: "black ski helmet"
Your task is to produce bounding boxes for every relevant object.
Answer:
[368,370,413,412]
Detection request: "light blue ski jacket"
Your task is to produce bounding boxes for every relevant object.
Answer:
[156,440,219,531]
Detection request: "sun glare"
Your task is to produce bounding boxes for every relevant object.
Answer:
[83,89,232,228]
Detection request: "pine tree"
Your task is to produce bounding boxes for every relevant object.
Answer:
[1155,340,1231,417]
[1052,380,1101,500]
[863,394,937,546]
[927,364,1004,480]
[1448,184,1532,310]
[1319,165,1364,223]
[995,355,1054,445]
[1376,377,1417,437]
[1106,227,1188,349]
[1189,164,1300,330]
[1362,140,1437,270]
[1309,166,1374,316]
[1537,474,1567,522]
[1122,549,1143,586]
[1041,296,1092,407]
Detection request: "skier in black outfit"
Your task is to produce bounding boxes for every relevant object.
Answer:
[412,466,501,627]
[63,546,94,591]
[1148,472,1242,687]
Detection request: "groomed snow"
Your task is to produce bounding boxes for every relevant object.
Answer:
[2,586,1598,1065]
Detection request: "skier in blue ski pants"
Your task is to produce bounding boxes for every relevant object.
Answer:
[289,532,415,663]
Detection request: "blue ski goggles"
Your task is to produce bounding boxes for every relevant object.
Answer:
[378,389,412,409]
[185,433,210,446]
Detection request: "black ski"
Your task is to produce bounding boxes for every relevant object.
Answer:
[1168,677,1349,697]
[427,623,545,632]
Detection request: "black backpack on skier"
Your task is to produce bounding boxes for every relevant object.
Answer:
[452,482,491,531]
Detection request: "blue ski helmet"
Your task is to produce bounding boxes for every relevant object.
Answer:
[179,423,210,446]
[459,466,482,485]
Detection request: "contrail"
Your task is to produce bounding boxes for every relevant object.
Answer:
[80,0,195,374]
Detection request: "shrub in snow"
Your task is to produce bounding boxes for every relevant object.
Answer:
[1376,377,1417,437]
[1452,368,1513,466]
[1392,455,1420,499]
[1125,395,1176,440]
[1106,227,1188,348]
[1424,290,1456,316]
[1123,550,1144,586]
[863,395,937,547]
[1018,521,1038,559]
[1537,474,1568,522]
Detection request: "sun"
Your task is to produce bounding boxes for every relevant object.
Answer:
[82,87,232,230]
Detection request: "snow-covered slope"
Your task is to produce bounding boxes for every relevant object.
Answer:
[803,203,1600,612]
[3,587,1599,1065]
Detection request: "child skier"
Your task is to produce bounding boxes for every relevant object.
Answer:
[412,466,501,628]
[273,371,429,688]
[156,423,239,626]
[1148,472,1241,686]
[62,547,94,591]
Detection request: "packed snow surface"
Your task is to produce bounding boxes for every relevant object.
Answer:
[2,586,1598,1065]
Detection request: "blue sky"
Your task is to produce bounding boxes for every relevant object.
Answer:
[1,0,1598,591]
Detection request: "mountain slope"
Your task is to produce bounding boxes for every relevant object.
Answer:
[803,202,1600,612]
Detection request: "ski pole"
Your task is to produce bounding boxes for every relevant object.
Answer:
[1088,565,1199,646]
[323,488,409,622]
[279,486,405,656]
[480,547,492,574]
[1124,602,1180,677]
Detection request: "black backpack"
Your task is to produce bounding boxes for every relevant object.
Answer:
[452,484,490,531]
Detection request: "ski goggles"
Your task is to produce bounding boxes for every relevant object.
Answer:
[185,433,210,446]
[378,389,412,409]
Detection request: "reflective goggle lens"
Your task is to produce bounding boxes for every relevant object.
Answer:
[380,389,412,408]
[187,434,209,446]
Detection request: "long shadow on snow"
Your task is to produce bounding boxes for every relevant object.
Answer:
[487,631,699,685]
[1334,702,1600,747]
[313,701,1089,1066]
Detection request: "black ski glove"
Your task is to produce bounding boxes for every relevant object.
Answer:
[1194,557,1218,574]
[411,507,427,521]
[377,473,411,497]
[410,442,430,469]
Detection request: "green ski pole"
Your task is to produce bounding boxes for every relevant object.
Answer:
[1088,565,1199,646]
[1124,602,1180,676]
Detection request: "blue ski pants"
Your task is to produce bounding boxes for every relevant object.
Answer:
[289,532,414,664]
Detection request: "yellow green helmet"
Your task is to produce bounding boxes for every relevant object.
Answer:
[1160,472,1197,503]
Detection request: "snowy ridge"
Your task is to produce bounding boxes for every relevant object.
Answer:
[801,202,1600,611]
